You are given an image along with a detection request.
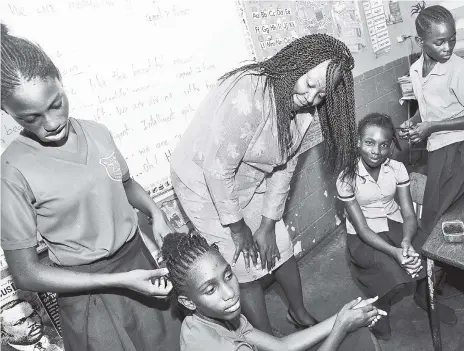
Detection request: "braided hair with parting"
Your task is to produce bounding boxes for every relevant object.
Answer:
[219,33,357,175]
[412,3,455,37]
[1,23,61,109]
[161,231,219,309]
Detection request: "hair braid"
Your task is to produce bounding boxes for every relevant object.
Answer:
[161,231,219,303]
[1,24,61,107]
[413,4,455,37]
[219,33,357,174]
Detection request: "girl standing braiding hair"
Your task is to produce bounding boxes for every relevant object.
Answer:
[398,3,464,327]
[170,33,358,333]
[1,24,177,350]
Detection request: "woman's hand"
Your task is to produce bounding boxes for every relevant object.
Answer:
[408,122,433,143]
[253,218,280,271]
[118,268,172,297]
[334,297,386,334]
[149,211,175,248]
[229,219,258,271]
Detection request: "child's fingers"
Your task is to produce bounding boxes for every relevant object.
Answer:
[364,296,379,305]
[347,297,363,309]
[166,279,173,290]
[377,309,388,316]
[364,309,380,320]
[404,260,421,270]
[407,248,419,257]
[354,296,378,309]
[401,256,415,265]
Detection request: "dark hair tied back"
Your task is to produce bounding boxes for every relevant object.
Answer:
[413,4,455,37]
[1,23,61,107]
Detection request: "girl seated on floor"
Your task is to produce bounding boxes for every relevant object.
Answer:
[336,113,456,340]
[161,231,386,351]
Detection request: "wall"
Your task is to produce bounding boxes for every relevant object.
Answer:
[285,1,421,260]
[352,1,420,77]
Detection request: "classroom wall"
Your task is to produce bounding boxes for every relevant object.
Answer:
[352,1,420,77]
[284,1,421,260]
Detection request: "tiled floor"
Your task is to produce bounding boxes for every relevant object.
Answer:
[264,227,464,351]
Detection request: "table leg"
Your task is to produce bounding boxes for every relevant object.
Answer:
[427,258,442,351]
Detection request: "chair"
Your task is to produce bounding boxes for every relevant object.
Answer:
[409,172,427,219]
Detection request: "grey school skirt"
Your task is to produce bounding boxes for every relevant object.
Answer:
[56,230,178,351]
[346,219,427,299]
[420,141,464,235]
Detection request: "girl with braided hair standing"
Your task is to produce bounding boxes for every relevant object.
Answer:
[1,25,177,350]
[161,231,385,350]
[170,34,358,333]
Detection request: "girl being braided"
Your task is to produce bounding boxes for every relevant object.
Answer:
[162,231,386,351]
[170,33,358,332]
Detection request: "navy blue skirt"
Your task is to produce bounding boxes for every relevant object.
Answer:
[346,219,427,299]
[420,141,464,235]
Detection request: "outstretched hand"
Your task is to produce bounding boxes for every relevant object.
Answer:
[335,297,387,333]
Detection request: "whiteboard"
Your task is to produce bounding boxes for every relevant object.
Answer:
[1,0,254,196]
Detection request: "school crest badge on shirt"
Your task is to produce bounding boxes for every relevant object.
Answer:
[99,152,122,181]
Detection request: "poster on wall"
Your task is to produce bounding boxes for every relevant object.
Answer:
[241,1,366,61]
[295,1,335,36]
[331,0,367,53]
[240,1,299,61]
[362,0,392,58]
[240,0,366,153]
[384,0,403,25]
[1,270,64,351]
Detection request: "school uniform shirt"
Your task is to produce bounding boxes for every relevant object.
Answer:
[180,314,257,351]
[410,53,464,152]
[1,118,138,266]
[336,159,410,234]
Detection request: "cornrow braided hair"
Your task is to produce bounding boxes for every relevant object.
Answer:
[161,231,219,302]
[1,24,61,107]
[413,4,455,37]
[219,33,357,174]
[341,112,401,184]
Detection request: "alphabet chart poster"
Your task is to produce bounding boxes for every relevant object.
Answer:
[241,1,298,61]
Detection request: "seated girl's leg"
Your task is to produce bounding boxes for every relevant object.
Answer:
[346,232,410,300]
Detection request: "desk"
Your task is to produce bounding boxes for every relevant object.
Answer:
[421,195,464,351]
